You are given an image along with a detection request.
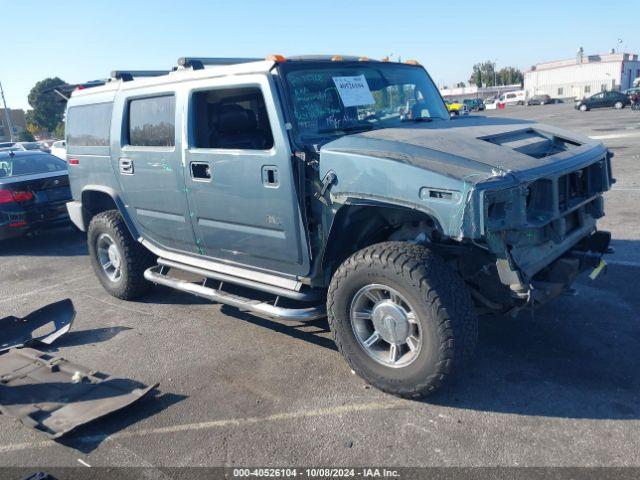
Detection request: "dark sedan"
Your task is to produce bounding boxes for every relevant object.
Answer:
[526,94,551,106]
[0,151,71,240]
[575,90,630,111]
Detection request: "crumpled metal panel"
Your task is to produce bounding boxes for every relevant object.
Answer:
[0,299,75,352]
[0,348,156,438]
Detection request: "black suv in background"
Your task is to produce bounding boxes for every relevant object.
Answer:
[575,90,630,111]
[527,94,551,106]
[463,98,484,111]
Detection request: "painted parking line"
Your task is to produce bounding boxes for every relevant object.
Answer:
[0,400,406,454]
[605,259,640,268]
[589,132,639,140]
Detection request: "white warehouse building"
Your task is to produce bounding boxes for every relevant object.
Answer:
[524,49,640,100]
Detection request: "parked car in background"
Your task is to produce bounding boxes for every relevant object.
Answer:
[0,151,71,240]
[444,99,468,116]
[623,87,640,98]
[463,98,484,111]
[575,91,630,111]
[50,140,67,160]
[0,142,26,153]
[526,94,551,106]
[483,97,500,110]
[498,90,526,106]
[17,141,51,153]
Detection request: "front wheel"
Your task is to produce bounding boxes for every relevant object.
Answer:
[327,242,478,398]
[579,104,588,111]
[614,101,624,109]
[87,210,155,300]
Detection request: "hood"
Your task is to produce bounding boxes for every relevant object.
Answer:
[320,116,604,183]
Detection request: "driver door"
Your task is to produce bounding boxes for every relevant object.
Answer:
[180,75,310,276]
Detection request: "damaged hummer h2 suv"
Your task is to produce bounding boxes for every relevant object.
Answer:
[65,55,613,397]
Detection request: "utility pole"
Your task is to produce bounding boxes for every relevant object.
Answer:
[0,80,15,142]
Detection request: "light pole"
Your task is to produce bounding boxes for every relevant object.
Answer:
[0,80,14,142]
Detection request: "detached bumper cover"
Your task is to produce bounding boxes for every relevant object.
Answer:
[0,299,75,352]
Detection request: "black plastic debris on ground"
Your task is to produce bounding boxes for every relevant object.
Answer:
[0,299,75,352]
[0,347,157,438]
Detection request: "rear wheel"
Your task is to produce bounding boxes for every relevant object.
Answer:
[327,242,478,398]
[614,101,624,109]
[87,210,155,300]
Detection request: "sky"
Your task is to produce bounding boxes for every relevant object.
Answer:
[1,0,638,111]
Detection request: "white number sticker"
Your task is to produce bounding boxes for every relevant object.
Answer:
[332,75,375,107]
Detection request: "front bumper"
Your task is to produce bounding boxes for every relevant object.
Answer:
[527,230,611,305]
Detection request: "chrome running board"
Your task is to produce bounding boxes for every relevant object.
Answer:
[144,266,326,321]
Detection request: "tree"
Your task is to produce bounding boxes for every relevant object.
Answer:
[17,130,35,141]
[455,81,466,88]
[55,122,65,140]
[497,67,523,86]
[469,61,496,87]
[469,62,524,87]
[27,77,66,132]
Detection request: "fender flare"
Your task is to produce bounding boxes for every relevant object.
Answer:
[80,185,140,239]
[319,198,445,278]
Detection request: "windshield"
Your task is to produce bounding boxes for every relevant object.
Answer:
[0,154,66,178]
[279,62,449,143]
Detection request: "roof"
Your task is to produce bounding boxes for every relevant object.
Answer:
[527,52,639,72]
[69,55,394,101]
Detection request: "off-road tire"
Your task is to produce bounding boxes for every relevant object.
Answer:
[87,210,155,300]
[327,242,478,398]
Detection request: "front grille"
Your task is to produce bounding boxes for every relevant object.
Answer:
[527,157,608,223]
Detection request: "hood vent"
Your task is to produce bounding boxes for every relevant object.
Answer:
[479,128,582,159]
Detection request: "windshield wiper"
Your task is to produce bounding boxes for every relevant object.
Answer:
[317,124,376,134]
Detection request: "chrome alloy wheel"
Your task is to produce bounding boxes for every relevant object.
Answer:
[96,233,122,282]
[350,284,422,368]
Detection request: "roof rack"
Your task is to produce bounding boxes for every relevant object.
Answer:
[111,70,171,82]
[177,57,262,70]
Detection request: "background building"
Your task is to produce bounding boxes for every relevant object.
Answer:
[525,49,640,100]
[439,84,522,101]
[0,108,27,142]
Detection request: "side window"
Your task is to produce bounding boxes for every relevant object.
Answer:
[191,87,274,150]
[67,103,113,146]
[128,95,175,147]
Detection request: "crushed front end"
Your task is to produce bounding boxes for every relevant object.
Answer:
[466,143,613,310]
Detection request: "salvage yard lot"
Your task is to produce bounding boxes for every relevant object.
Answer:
[0,103,638,468]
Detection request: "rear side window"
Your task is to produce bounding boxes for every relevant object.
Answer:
[128,96,175,147]
[66,103,112,146]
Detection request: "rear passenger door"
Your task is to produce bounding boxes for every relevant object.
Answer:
[181,75,310,276]
[112,91,196,252]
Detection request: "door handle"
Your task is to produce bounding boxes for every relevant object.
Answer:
[191,162,212,180]
[262,165,279,187]
[119,158,134,175]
